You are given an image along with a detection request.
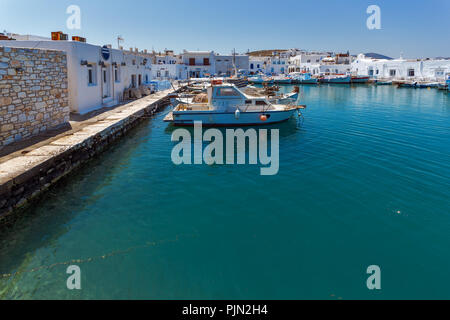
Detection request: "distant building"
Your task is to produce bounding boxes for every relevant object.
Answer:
[181,51,216,78]
[214,53,249,76]
[249,57,268,74]
[152,50,187,80]
[352,54,450,81]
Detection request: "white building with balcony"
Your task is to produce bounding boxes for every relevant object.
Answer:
[181,51,216,78]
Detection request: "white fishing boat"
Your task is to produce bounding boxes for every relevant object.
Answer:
[164,81,306,127]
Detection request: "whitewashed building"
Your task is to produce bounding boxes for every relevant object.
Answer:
[0,39,154,114]
[249,57,268,74]
[214,53,249,76]
[288,52,330,73]
[351,54,450,81]
[152,50,187,80]
[181,51,216,78]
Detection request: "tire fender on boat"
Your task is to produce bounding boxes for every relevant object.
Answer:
[235,109,240,120]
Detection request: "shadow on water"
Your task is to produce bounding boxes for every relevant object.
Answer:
[0,119,154,275]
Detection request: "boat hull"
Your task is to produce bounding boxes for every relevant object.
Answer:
[320,76,351,84]
[293,79,318,85]
[351,77,370,84]
[376,81,392,85]
[166,109,297,127]
[274,79,292,84]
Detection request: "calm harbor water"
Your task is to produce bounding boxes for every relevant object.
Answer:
[0,85,449,299]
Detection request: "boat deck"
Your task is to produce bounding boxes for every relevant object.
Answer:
[164,112,174,122]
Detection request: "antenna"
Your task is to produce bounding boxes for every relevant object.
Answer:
[117,35,124,49]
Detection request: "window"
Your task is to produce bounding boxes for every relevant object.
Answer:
[217,88,240,97]
[408,69,415,77]
[114,66,120,82]
[88,65,94,85]
[189,58,195,66]
[138,74,142,86]
[203,58,210,66]
[145,74,149,82]
[103,69,107,83]
[165,70,169,77]
[390,69,396,76]
[255,100,267,106]
[131,75,136,88]
[245,100,252,104]
[157,71,161,78]
[250,63,254,69]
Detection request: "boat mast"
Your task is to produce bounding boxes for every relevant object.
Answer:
[232,48,238,77]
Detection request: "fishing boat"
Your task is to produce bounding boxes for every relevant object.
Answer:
[269,87,300,104]
[226,76,249,88]
[319,74,351,84]
[416,82,440,89]
[164,81,305,127]
[394,81,417,88]
[273,76,292,85]
[351,76,370,84]
[375,80,393,85]
[291,72,319,84]
[248,74,274,84]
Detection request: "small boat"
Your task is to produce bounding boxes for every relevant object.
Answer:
[351,76,370,84]
[248,74,274,84]
[269,87,300,104]
[226,76,249,88]
[394,81,417,88]
[416,82,440,89]
[320,75,351,84]
[273,76,292,85]
[375,80,393,85]
[291,72,319,84]
[164,82,305,127]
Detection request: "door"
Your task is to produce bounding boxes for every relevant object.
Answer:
[102,67,110,98]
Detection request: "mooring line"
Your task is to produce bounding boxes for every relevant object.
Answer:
[0,233,198,280]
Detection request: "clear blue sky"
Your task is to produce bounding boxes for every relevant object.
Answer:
[1,0,449,58]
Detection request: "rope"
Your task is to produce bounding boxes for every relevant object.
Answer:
[0,233,198,280]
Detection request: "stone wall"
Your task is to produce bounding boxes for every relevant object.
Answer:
[0,46,69,149]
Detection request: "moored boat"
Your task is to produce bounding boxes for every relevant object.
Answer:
[248,74,274,84]
[394,81,417,88]
[273,76,292,84]
[375,80,393,85]
[291,72,319,84]
[351,76,370,84]
[164,82,305,126]
[320,75,351,84]
[416,82,440,89]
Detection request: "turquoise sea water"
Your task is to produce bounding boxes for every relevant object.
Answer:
[0,85,449,300]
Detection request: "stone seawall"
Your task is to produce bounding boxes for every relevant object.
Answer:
[0,89,176,224]
[0,46,69,150]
